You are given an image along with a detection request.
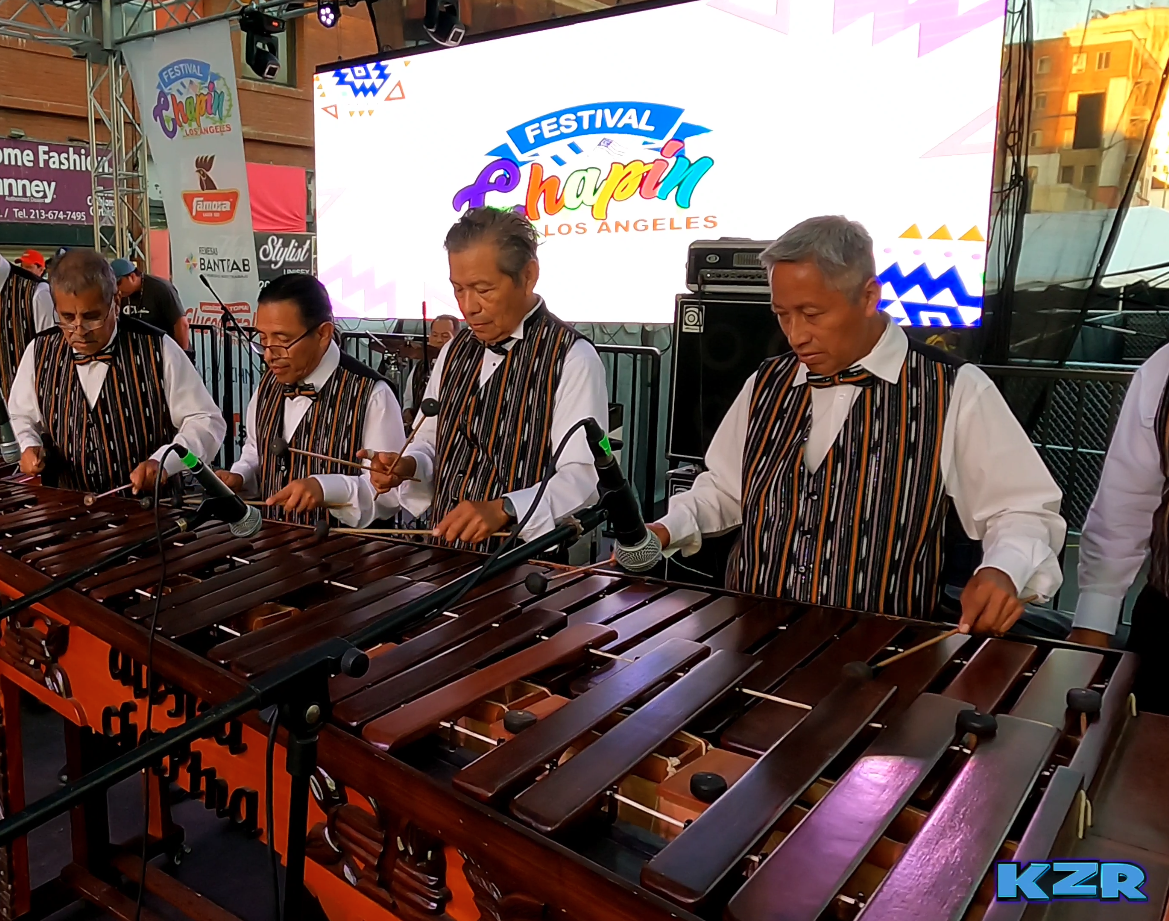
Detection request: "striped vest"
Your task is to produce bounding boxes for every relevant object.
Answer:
[1146,380,1169,596]
[732,340,961,619]
[34,318,175,494]
[254,350,384,523]
[432,306,582,549]
[2,266,44,398]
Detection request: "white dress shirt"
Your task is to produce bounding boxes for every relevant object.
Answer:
[399,302,609,541]
[231,341,405,529]
[1075,344,1169,634]
[659,322,1067,600]
[0,255,57,335]
[8,324,226,475]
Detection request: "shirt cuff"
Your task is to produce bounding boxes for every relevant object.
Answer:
[506,484,555,541]
[313,474,362,528]
[230,461,259,498]
[977,541,1063,602]
[15,432,42,452]
[1073,592,1124,635]
[398,450,434,519]
[657,507,703,558]
[150,442,190,477]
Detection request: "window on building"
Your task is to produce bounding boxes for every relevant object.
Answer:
[1062,129,1074,148]
[239,19,297,87]
[1060,165,1074,184]
[1097,51,1111,70]
[1034,93,1047,111]
[1082,164,1098,184]
[1030,130,1043,147]
[1074,92,1105,149]
[1037,56,1051,74]
[1072,53,1087,74]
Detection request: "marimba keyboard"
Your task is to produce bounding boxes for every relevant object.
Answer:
[0,482,1165,921]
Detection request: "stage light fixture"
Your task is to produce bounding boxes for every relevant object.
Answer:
[317,0,340,27]
[423,0,464,46]
[241,6,285,80]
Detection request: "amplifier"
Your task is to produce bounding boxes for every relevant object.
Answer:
[686,239,770,293]
[667,292,789,462]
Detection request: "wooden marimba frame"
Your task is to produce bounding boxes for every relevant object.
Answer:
[0,483,1164,921]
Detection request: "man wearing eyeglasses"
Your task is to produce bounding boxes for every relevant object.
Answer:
[214,273,405,527]
[7,248,225,495]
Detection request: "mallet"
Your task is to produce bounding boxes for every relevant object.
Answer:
[269,436,372,474]
[370,397,439,495]
[82,483,134,506]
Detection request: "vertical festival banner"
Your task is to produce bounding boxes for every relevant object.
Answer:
[125,20,259,325]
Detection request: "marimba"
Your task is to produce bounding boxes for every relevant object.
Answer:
[0,483,1166,921]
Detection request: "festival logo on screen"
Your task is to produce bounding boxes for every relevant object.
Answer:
[181,155,240,224]
[452,101,718,235]
[151,58,234,140]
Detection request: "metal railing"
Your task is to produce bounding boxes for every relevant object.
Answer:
[983,363,1135,533]
[187,326,664,521]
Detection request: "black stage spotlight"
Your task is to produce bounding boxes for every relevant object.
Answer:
[423,0,464,46]
[240,7,285,80]
[317,0,340,27]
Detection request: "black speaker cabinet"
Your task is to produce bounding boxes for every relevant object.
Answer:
[667,293,790,462]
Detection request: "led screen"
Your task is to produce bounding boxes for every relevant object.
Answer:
[314,0,1004,325]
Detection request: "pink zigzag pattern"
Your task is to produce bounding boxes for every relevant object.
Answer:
[318,256,397,317]
[834,0,1004,56]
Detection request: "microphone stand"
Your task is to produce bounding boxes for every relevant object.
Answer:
[0,504,608,921]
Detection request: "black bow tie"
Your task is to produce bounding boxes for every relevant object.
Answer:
[486,338,514,357]
[283,382,318,400]
[806,366,876,389]
[73,350,115,366]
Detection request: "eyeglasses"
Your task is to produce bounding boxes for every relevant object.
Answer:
[250,324,321,360]
[57,304,114,332]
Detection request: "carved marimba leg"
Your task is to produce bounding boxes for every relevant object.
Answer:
[387,820,451,920]
[459,851,545,921]
[0,679,28,920]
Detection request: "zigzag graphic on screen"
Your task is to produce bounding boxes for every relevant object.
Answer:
[833,0,1004,56]
[318,257,397,312]
[332,61,394,98]
[878,263,981,308]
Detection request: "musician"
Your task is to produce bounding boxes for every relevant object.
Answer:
[7,248,225,494]
[1072,343,1169,712]
[403,314,460,426]
[0,251,57,398]
[650,216,1066,634]
[216,273,405,527]
[365,207,608,546]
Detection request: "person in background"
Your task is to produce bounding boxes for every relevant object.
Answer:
[1072,342,1169,713]
[16,251,46,278]
[645,215,1066,634]
[215,273,405,528]
[403,314,460,426]
[365,207,608,547]
[111,258,190,350]
[8,249,224,495]
[0,252,57,398]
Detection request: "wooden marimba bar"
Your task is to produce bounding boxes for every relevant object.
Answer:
[0,482,1165,921]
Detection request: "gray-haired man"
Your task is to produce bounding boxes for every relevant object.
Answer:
[649,216,1066,634]
[8,248,224,496]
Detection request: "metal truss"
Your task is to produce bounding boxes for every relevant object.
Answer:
[1,0,266,260]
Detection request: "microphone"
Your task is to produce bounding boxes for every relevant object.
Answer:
[0,398,20,464]
[581,417,661,573]
[174,445,263,537]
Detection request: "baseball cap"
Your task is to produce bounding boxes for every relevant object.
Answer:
[17,250,45,270]
[110,258,137,278]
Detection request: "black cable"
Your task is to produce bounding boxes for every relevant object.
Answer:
[134,443,182,921]
[264,706,282,921]
[438,416,593,614]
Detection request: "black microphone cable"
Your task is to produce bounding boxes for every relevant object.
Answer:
[134,442,183,921]
[437,416,592,615]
